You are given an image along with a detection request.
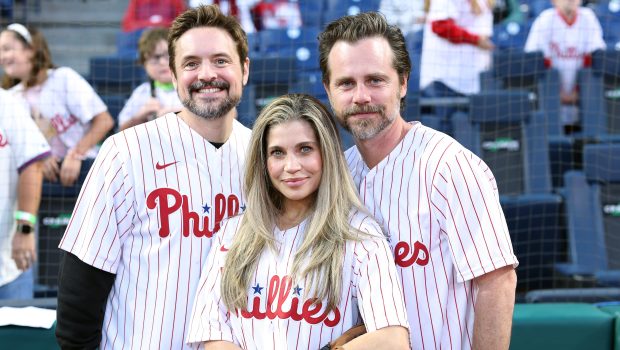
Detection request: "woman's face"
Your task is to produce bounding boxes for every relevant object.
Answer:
[266,119,323,211]
[0,31,34,81]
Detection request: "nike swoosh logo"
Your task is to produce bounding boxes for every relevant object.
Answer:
[156,161,178,170]
[220,245,229,252]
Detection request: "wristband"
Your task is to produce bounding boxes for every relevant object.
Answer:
[15,210,37,225]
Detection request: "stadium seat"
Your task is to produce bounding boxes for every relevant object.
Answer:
[501,194,566,292]
[492,20,532,50]
[452,90,552,195]
[556,143,620,285]
[237,84,257,128]
[115,29,145,59]
[89,55,146,96]
[257,27,320,56]
[100,93,127,132]
[322,0,381,26]
[37,158,95,293]
[579,49,620,140]
[298,0,325,28]
[482,50,563,136]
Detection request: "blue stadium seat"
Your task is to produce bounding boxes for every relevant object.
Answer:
[257,27,320,55]
[322,0,381,26]
[237,84,257,128]
[556,143,620,285]
[115,29,145,59]
[89,55,146,95]
[100,93,127,132]
[297,0,325,28]
[501,194,565,292]
[453,90,552,195]
[578,49,620,140]
[492,20,532,50]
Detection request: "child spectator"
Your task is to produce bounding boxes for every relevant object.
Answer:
[525,0,606,134]
[118,28,181,131]
[0,24,114,187]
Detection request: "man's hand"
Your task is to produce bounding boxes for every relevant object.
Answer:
[11,231,36,271]
[477,36,495,51]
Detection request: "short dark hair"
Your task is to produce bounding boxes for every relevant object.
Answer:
[318,12,411,110]
[168,4,248,76]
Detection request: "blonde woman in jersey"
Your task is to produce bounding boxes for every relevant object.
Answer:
[0,24,114,186]
[187,94,409,350]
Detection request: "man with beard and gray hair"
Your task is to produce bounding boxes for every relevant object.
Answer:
[319,11,519,350]
[56,5,253,350]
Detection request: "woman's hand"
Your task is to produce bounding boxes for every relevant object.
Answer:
[42,156,60,182]
[60,150,84,186]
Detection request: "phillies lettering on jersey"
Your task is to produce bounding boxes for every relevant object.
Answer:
[346,122,518,350]
[146,188,241,238]
[0,132,8,147]
[238,275,341,327]
[187,211,408,350]
[59,114,252,350]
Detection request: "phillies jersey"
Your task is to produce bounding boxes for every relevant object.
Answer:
[345,122,518,350]
[187,210,409,349]
[0,90,50,286]
[525,7,605,95]
[59,113,251,350]
[11,67,108,159]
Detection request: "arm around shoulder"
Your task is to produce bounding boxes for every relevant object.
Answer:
[339,325,410,350]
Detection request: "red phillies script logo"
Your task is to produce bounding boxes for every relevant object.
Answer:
[239,275,341,327]
[394,241,429,268]
[146,188,239,238]
[0,132,7,147]
[51,113,78,134]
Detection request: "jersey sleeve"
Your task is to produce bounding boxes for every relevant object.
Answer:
[353,218,409,333]
[430,149,518,282]
[524,15,544,53]
[4,95,51,170]
[583,9,606,53]
[426,0,459,22]
[58,135,135,273]
[186,218,240,347]
[118,83,148,126]
[61,67,108,124]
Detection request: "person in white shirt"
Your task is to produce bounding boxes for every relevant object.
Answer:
[118,27,182,131]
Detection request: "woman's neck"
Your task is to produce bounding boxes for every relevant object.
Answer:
[278,200,313,230]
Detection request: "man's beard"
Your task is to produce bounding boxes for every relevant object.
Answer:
[182,80,240,120]
[338,104,394,140]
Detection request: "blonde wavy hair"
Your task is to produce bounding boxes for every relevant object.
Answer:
[221,94,366,312]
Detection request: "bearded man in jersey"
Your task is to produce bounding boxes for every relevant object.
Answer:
[319,11,518,350]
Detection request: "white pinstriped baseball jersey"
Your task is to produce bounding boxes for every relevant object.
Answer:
[59,113,251,350]
[187,210,409,349]
[525,7,605,95]
[345,122,518,350]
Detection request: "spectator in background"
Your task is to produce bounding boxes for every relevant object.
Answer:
[525,0,605,134]
[0,89,50,299]
[379,0,427,35]
[0,24,114,186]
[121,0,186,33]
[189,0,259,33]
[118,28,182,131]
[419,0,495,133]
